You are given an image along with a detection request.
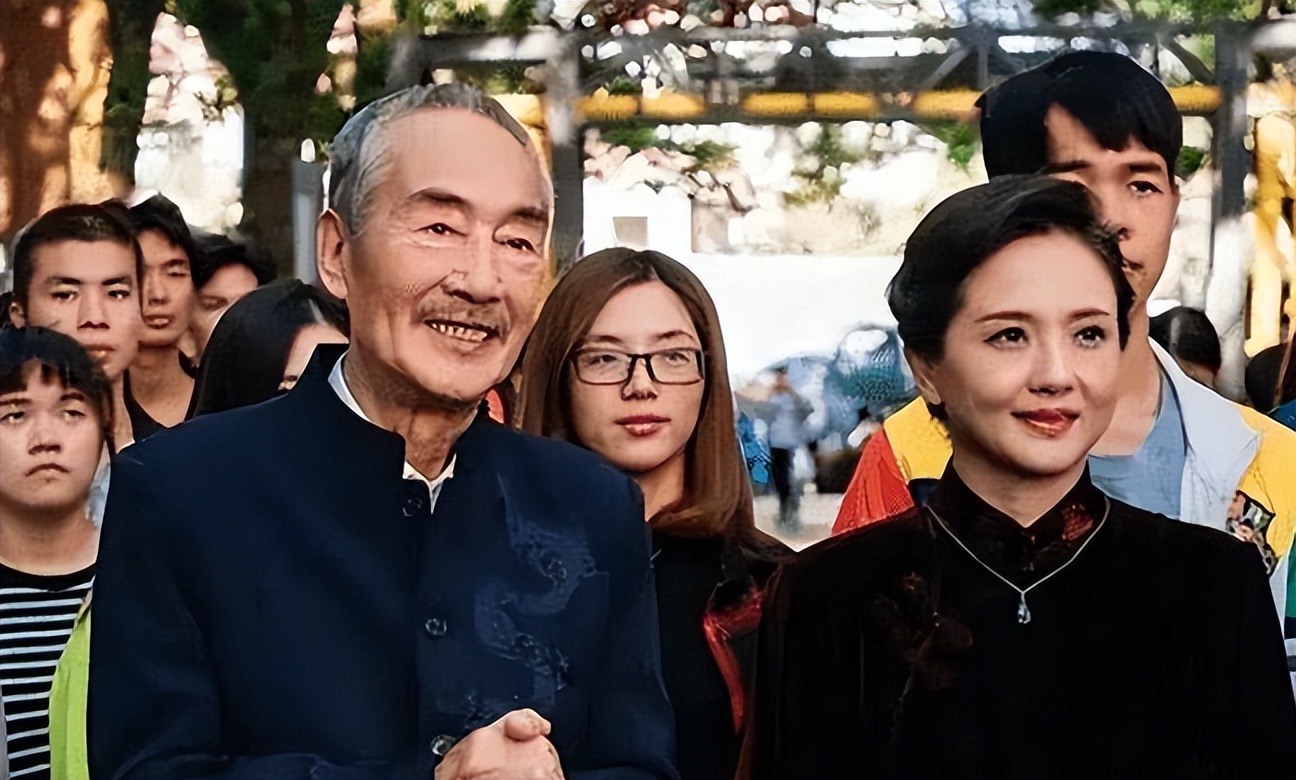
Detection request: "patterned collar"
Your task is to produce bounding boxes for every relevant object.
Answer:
[928,466,1106,589]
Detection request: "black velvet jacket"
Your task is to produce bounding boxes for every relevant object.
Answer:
[742,468,1296,780]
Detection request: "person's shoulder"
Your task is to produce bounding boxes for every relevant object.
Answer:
[778,508,931,599]
[121,395,289,468]
[480,421,630,486]
[1108,499,1255,565]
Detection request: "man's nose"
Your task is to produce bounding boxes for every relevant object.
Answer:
[447,240,505,304]
[144,273,168,305]
[28,415,63,455]
[79,292,109,327]
[1092,185,1133,243]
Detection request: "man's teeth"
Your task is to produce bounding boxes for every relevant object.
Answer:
[429,322,490,343]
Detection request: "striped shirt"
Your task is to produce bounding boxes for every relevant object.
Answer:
[1,562,94,780]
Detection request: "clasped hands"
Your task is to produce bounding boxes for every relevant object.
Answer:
[435,708,565,780]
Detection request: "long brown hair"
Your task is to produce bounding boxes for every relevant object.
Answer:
[519,248,755,540]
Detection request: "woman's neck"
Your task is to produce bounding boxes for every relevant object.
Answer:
[129,345,194,427]
[0,504,99,576]
[634,452,687,523]
[949,451,1086,528]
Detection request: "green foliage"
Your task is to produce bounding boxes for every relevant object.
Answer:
[1176,146,1208,179]
[1032,0,1262,21]
[920,120,980,171]
[601,125,660,151]
[101,0,166,177]
[598,127,737,172]
[605,75,643,95]
[787,125,861,208]
[495,0,537,35]
[172,0,347,140]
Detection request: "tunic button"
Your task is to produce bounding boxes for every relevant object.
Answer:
[424,617,448,637]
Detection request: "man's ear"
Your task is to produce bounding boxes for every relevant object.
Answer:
[905,347,943,409]
[9,300,26,328]
[316,209,351,302]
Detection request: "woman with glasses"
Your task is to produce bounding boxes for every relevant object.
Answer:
[740,177,1296,779]
[520,248,790,780]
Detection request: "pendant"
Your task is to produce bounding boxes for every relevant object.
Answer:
[1017,596,1031,625]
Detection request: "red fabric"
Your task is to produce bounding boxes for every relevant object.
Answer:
[702,589,764,733]
[831,431,914,536]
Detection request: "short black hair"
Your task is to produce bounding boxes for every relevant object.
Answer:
[1245,343,1286,411]
[978,51,1182,181]
[190,232,276,290]
[1150,306,1221,374]
[190,278,348,417]
[130,195,199,265]
[0,326,114,451]
[889,176,1134,410]
[11,201,144,309]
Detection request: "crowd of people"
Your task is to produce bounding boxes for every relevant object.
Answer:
[1,53,1295,780]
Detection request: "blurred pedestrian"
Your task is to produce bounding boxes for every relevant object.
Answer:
[127,195,199,426]
[1149,306,1221,389]
[765,366,811,527]
[188,232,276,361]
[188,278,348,417]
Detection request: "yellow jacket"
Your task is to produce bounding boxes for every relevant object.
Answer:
[49,597,91,780]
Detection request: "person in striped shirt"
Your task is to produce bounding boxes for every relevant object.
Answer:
[0,327,113,780]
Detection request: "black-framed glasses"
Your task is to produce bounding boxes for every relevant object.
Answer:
[571,348,705,386]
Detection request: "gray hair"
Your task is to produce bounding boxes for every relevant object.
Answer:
[325,83,537,236]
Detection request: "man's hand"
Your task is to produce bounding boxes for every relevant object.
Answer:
[435,709,565,780]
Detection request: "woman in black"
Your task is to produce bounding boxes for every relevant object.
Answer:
[520,249,790,780]
[741,177,1296,780]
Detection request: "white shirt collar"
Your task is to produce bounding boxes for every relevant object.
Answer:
[328,353,456,505]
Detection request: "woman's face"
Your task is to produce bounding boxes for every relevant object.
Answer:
[280,324,348,391]
[567,281,706,476]
[910,231,1123,483]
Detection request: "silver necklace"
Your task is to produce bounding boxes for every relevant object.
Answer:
[929,495,1111,625]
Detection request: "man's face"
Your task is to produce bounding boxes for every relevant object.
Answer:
[0,363,104,519]
[190,263,260,358]
[12,240,142,382]
[137,229,196,349]
[322,108,551,408]
[1043,105,1180,309]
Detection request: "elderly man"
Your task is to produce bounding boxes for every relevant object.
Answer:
[88,84,678,780]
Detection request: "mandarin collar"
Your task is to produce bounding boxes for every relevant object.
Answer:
[928,465,1108,584]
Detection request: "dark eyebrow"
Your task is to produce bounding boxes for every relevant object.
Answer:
[976,311,1033,323]
[581,334,625,347]
[1126,161,1167,176]
[0,396,30,407]
[49,276,83,286]
[60,390,87,403]
[1071,308,1112,321]
[103,276,133,287]
[1041,160,1088,175]
[162,258,190,269]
